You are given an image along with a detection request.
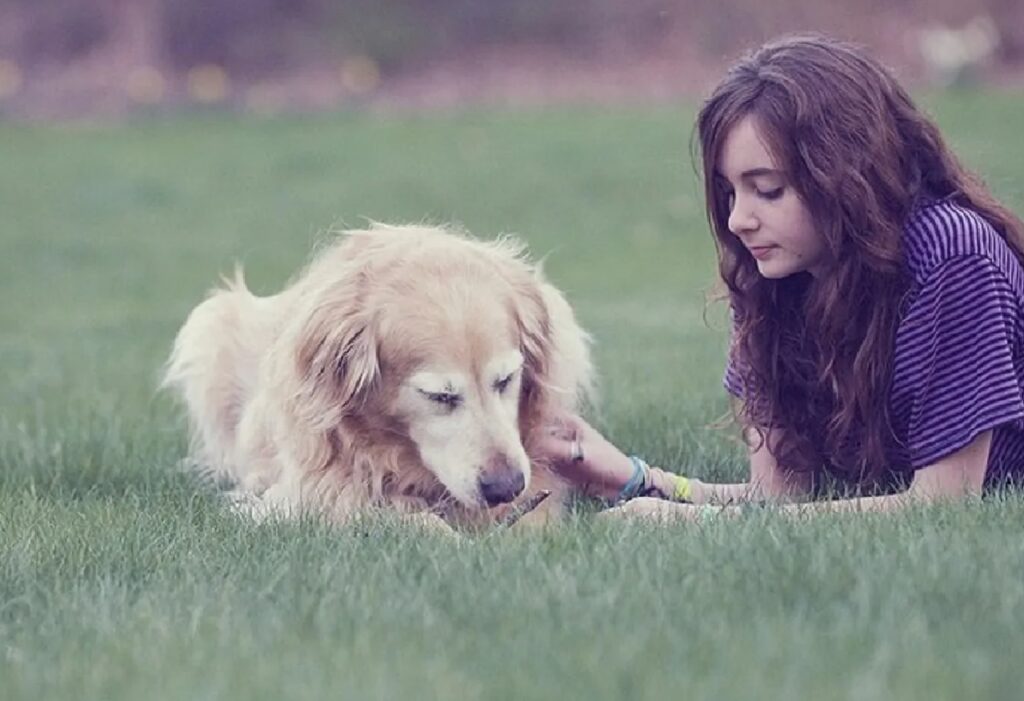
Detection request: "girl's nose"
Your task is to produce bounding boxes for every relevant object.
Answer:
[728,194,759,235]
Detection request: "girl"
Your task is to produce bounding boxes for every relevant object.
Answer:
[543,34,1024,520]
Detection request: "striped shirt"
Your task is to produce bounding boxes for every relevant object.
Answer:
[725,198,1024,486]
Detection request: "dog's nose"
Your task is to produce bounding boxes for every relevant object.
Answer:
[478,468,526,507]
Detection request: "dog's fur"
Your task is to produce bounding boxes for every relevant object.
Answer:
[162,224,592,529]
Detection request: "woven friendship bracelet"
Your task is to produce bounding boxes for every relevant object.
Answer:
[617,456,649,503]
[620,459,694,504]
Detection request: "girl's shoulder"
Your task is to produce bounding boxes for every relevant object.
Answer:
[901,197,1024,290]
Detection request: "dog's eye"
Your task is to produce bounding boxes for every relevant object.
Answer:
[494,373,515,394]
[422,391,461,408]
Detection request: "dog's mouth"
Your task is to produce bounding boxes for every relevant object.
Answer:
[434,470,527,510]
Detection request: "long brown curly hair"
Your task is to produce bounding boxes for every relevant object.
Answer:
[696,34,1024,484]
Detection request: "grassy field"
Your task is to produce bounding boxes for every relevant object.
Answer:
[3,92,1024,700]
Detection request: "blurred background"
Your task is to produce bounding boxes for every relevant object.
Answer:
[0,0,1022,120]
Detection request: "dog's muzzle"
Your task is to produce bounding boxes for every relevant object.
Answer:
[478,467,526,507]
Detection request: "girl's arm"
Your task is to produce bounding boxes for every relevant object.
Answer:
[542,414,811,504]
[608,429,992,520]
[784,428,991,514]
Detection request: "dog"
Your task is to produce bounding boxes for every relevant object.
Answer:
[162,223,592,532]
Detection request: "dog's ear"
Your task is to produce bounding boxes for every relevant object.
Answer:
[282,277,379,433]
[513,274,593,432]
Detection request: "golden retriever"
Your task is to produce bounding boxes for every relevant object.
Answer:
[162,223,592,532]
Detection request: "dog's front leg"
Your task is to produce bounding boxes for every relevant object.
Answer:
[399,512,463,540]
[382,495,462,539]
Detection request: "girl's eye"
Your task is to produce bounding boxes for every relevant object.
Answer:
[759,187,784,201]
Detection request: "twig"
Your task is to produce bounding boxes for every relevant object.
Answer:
[497,489,551,529]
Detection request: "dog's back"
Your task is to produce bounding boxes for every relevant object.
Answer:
[162,270,274,483]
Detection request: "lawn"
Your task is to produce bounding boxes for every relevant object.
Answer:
[3,92,1024,700]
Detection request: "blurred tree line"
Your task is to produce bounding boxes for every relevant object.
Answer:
[2,0,1021,76]
[1,0,674,75]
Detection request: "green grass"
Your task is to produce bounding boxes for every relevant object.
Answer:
[3,92,1024,700]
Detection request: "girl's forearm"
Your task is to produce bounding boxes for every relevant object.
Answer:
[708,491,929,519]
[779,492,916,515]
[684,476,809,504]
[603,462,804,505]
[642,471,799,505]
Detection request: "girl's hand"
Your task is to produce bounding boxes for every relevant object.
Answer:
[538,413,636,499]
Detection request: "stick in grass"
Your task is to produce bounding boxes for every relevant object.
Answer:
[498,489,551,528]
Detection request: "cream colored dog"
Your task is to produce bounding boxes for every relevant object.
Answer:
[162,224,592,532]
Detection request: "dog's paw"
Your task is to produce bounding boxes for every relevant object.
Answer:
[404,512,464,541]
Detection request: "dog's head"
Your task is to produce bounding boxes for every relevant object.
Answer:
[283,224,591,509]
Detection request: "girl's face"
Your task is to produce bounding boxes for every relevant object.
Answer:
[716,115,827,279]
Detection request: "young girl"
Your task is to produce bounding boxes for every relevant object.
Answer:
[542,34,1024,521]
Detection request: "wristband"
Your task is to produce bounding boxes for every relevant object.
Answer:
[671,474,692,502]
[640,466,693,503]
[617,456,649,503]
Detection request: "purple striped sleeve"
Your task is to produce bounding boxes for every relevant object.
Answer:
[723,344,746,398]
[722,306,745,398]
[890,254,1024,468]
[722,320,777,425]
